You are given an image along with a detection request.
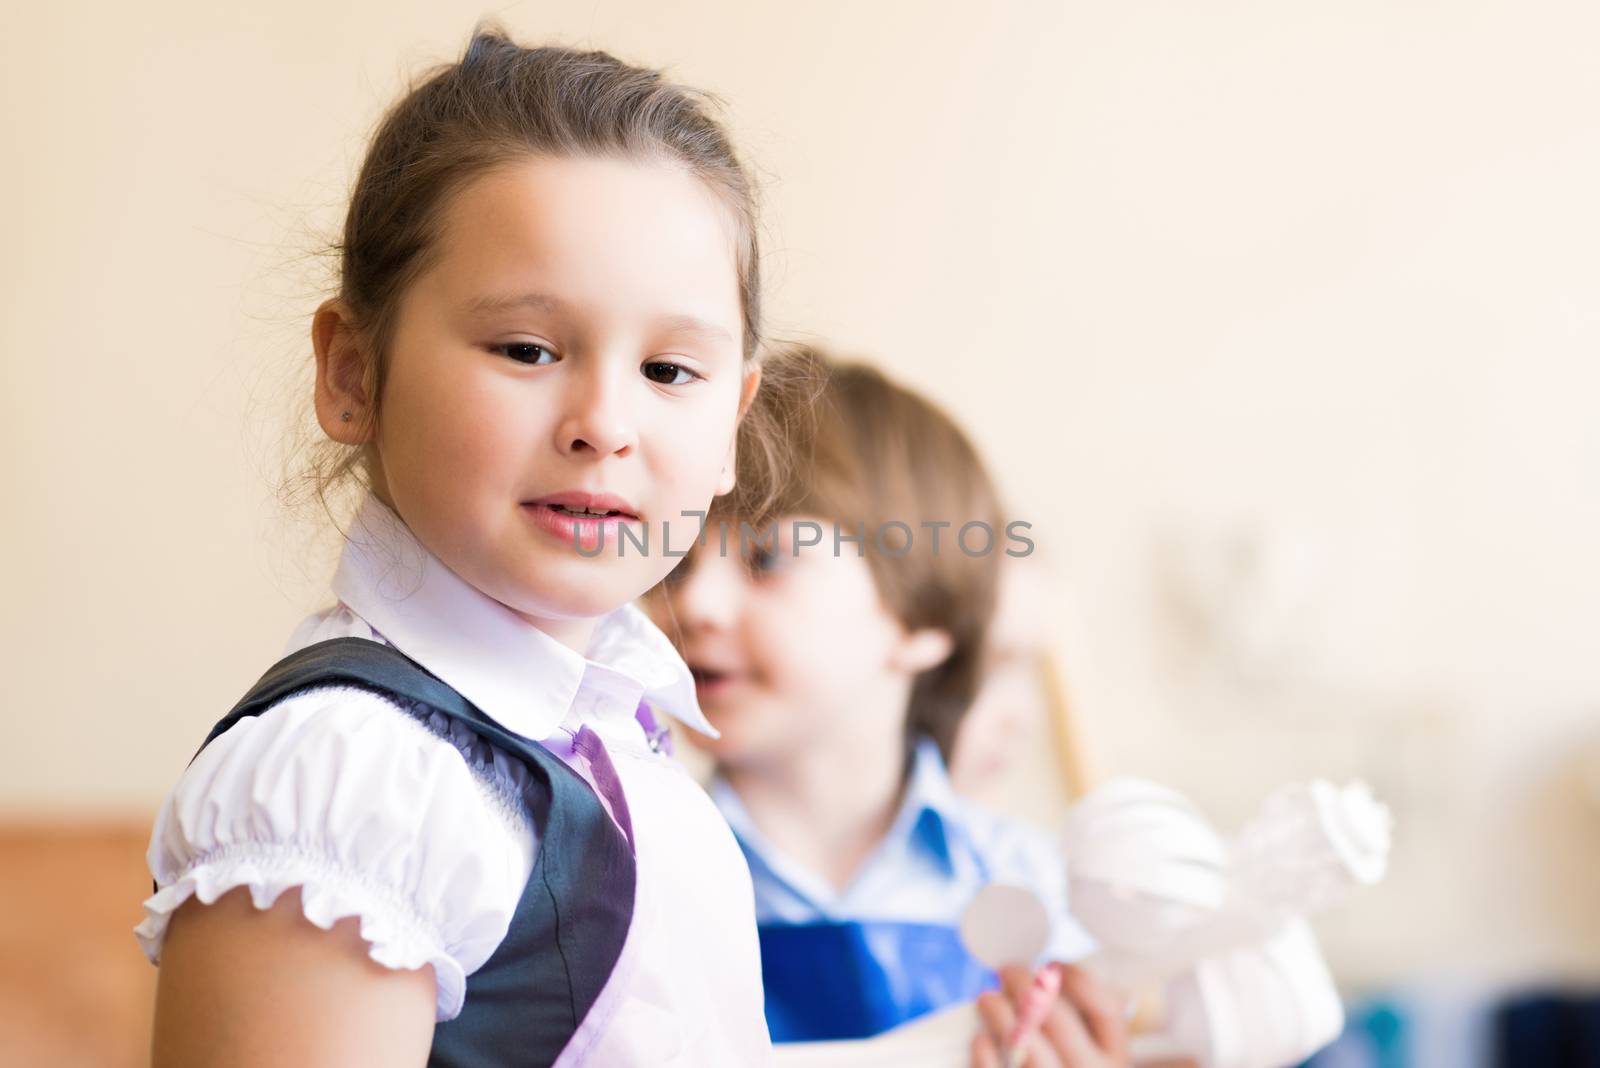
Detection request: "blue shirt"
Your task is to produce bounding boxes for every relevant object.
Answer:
[709,736,1096,1040]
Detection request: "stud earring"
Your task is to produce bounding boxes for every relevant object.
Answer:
[341,411,352,422]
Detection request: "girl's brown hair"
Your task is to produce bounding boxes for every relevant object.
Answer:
[705,343,1007,763]
[293,23,774,520]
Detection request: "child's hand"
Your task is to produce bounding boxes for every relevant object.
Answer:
[971,963,1129,1068]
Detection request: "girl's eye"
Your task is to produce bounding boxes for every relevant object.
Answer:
[491,342,557,365]
[643,361,698,386]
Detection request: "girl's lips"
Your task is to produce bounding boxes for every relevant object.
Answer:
[528,490,639,518]
[522,501,642,552]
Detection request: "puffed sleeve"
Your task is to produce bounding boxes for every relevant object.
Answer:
[135,685,539,1021]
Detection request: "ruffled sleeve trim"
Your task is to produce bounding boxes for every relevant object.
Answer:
[135,840,467,1020]
[135,686,539,1023]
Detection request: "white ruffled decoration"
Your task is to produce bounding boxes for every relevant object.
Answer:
[136,685,536,1022]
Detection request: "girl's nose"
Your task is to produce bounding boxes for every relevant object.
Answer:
[555,358,638,458]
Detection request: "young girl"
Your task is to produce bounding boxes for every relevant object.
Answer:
[648,346,1126,1067]
[136,27,780,1067]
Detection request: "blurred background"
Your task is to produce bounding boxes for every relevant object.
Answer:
[3,1,1597,1064]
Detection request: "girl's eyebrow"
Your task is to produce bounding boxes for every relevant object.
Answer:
[463,291,734,345]
[461,291,565,316]
[654,313,734,345]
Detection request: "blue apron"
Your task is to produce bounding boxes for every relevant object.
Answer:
[759,919,999,1042]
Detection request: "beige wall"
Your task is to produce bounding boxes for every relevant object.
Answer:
[5,1,1598,988]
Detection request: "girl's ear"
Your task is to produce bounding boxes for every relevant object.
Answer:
[715,364,763,496]
[312,298,375,444]
[890,627,955,675]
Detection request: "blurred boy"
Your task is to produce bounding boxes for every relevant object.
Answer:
[648,346,1121,1065]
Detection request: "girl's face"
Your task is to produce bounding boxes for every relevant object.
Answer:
[334,156,753,648]
[652,516,940,770]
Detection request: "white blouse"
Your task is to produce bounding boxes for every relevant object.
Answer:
[137,495,771,1064]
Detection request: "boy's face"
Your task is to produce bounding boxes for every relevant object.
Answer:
[650,515,926,769]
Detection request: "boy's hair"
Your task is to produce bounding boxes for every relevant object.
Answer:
[295,24,780,521]
[709,344,1006,763]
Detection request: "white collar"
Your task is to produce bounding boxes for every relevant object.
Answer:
[330,493,718,743]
